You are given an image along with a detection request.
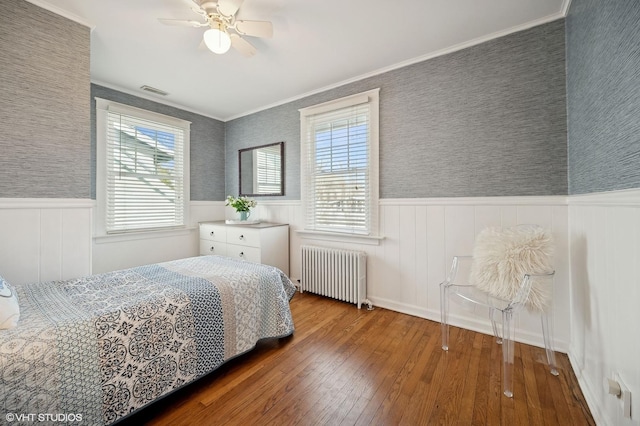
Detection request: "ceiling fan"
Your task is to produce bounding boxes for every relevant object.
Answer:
[159,0,273,57]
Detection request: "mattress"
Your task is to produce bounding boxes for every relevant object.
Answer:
[0,255,296,424]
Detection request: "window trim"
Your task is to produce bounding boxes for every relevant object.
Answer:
[299,88,380,237]
[95,97,191,237]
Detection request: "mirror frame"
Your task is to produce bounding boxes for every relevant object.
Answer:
[238,141,285,197]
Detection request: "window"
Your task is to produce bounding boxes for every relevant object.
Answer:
[300,89,379,236]
[96,98,190,234]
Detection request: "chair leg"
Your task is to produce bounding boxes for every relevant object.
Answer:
[541,312,559,376]
[501,310,516,398]
[440,283,450,351]
[490,308,503,344]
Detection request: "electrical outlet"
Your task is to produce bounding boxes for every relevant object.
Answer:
[622,389,631,419]
[613,373,633,420]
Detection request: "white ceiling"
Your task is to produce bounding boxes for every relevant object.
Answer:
[34,0,568,121]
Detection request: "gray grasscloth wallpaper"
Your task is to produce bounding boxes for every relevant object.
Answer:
[0,1,91,198]
[90,85,226,201]
[2,1,568,202]
[226,19,567,199]
[566,0,640,195]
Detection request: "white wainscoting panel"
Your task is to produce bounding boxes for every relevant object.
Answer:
[92,201,225,274]
[258,196,570,352]
[568,189,640,426]
[0,198,92,284]
[4,193,635,425]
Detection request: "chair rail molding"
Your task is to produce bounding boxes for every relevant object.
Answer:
[380,195,568,206]
[0,198,94,209]
[568,187,640,206]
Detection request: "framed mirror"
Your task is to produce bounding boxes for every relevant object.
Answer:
[239,141,284,196]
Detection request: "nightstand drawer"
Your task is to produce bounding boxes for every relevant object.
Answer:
[199,240,227,256]
[200,224,227,242]
[225,244,261,263]
[226,227,261,248]
[198,221,289,275]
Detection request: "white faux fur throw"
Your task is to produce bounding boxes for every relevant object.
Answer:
[469,226,554,312]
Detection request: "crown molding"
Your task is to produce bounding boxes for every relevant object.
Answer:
[31,0,570,123]
[24,0,94,29]
[91,80,225,122]
[224,12,566,121]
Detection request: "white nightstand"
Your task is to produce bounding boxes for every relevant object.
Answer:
[199,221,289,275]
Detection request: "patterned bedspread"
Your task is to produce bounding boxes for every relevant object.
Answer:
[0,256,296,425]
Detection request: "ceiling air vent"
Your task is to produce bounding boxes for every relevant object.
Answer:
[140,85,168,96]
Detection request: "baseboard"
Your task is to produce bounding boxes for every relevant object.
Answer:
[568,351,607,425]
[367,296,438,322]
[368,295,569,353]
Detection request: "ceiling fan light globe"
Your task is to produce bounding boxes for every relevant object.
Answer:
[203,28,231,54]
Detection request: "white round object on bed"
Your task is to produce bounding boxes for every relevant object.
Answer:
[0,275,20,329]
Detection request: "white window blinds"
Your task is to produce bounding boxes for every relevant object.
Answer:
[103,108,187,233]
[301,89,379,235]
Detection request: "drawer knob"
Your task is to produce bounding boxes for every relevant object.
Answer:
[239,235,244,240]
[210,231,215,236]
[239,251,244,257]
[210,246,215,252]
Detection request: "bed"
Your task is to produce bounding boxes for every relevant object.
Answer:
[0,255,296,425]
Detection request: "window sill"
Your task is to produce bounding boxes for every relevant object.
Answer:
[94,226,197,244]
[295,229,385,246]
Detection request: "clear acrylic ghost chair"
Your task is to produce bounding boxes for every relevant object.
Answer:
[440,255,558,398]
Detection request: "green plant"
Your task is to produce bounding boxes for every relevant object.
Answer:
[225,195,257,212]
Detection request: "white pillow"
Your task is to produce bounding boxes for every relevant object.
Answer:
[0,275,20,329]
[469,226,554,312]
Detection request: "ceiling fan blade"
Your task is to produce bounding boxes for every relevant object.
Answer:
[230,33,256,57]
[158,18,207,28]
[182,0,207,17]
[182,0,200,8]
[217,0,244,17]
[235,20,273,38]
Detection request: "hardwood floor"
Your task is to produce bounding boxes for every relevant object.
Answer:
[119,292,594,425]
